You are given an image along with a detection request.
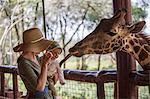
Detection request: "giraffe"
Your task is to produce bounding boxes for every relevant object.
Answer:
[60,9,150,71]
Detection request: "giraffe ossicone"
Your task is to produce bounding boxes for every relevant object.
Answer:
[60,9,150,71]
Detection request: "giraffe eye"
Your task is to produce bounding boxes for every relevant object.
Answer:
[107,32,117,36]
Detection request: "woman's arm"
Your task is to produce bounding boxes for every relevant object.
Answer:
[36,51,53,91]
[36,63,48,91]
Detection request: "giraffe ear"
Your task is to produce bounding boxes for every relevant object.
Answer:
[129,21,146,33]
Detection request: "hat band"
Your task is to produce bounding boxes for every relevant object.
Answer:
[30,37,44,43]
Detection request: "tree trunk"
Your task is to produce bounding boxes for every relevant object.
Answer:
[76,58,80,69]
[42,0,47,38]
[81,56,87,70]
[0,49,2,64]
[97,55,101,70]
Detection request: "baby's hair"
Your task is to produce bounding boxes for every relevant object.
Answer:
[46,41,62,54]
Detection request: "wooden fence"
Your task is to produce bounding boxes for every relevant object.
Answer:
[0,65,149,99]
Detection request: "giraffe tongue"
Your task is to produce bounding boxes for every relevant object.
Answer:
[59,54,72,67]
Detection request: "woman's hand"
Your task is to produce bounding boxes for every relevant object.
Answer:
[42,51,53,65]
[43,50,59,65]
[51,50,59,60]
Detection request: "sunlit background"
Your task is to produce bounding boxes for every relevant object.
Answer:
[0,0,149,99]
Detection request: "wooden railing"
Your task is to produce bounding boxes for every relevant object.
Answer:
[0,65,18,99]
[0,65,149,99]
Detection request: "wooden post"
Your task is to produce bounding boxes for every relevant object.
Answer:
[0,72,5,96]
[13,74,18,99]
[113,0,138,99]
[97,82,105,99]
[114,82,117,99]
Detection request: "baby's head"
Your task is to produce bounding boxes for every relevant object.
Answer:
[47,41,62,55]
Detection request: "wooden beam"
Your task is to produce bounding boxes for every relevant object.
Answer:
[13,74,18,99]
[97,82,105,99]
[113,0,138,99]
[0,72,5,96]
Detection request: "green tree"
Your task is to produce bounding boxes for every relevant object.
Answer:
[132,6,147,22]
[132,0,149,22]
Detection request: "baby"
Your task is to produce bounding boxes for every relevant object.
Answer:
[46,41,65,97]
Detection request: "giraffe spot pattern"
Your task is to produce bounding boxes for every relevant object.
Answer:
[122,40,125,44]
[139,39,147,45]
[131,34,134,36]
[133,38,138,43]
[105,49,110,52]
[118,40,121,44]
[81,45,88,51]
[144,45,150,52]
[112,39,116,42]
[121,47,127,52]
[129,40,134,46]
[125,45,129,49]
[133,46,140,53]
[142,64,150,70]
[94,50,103,54]
[130,51,134,55]
[113,46,120,51]
[135,35,140,38]
[139,49,148,62]
[111,44,114,48]
[106,43,110,48]
[92,44,97,49]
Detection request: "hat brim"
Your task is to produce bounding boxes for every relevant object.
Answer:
[13,39,54,53]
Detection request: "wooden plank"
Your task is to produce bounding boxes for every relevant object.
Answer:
[0,65,17,74]
[64,70,117,83]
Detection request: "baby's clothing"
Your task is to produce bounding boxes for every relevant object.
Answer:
[47,60,65,85]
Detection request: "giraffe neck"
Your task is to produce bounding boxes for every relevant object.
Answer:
[121,34,150,70]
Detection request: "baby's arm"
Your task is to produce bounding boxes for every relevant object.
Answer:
[54,61,65,85]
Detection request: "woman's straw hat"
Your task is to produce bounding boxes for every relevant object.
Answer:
[13,28,54,53]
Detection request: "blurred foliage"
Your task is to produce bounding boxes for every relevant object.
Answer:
[132,6,147,22]
[0,0,149,69]
[132,0,149,22]
[0,0,113,68]
[1,0,150,98]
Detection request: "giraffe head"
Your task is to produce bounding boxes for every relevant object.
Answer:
[68,9,146,57]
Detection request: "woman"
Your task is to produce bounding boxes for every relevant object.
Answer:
[13,28,58,99]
